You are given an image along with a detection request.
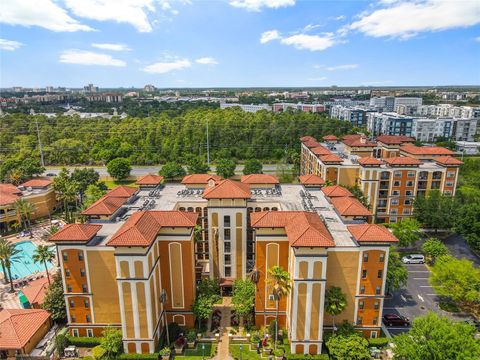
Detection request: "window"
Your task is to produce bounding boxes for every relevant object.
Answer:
[82,284,87,293]
[391,199,399,206]
[69,300,75,308]
[373,316,378,325]
[406,190,413,196]
[374,301,379,310]
[359,301,364,310]
[406,181,413,187]
[403,209,411,215]
[360,286,365,294]
[86,315,91,323]
[63,252,68,261]
[67,284,72,293]
[78,252,83,261]
[224,242,231,253]
[447,171,455,178]
[362,270,367,279]
[357,316,363,325]
[379,253,385,263]
[378,270,383,279]
[72,329,79,337]
[65,269,70,277]
[71,315,76,323]
[393,181,400,187]
[224,215,231,227]
[408,171,415,177]
[224,267,231,277]
[363,253,369,263]
[394,171,401,177]
[446,182,453,187]
[375,286,381,295]
[87,329,94,337]
[371,331,378,339]
[224,229,231,240]
[404,199,411,205]
[390,217,397,223]
[392,190,400,196]
[224,255,231,265]
[80,268,85,277]
[84,300,89,308]
[390,209,398,215]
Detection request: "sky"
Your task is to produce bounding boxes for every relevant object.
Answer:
[1,0,480,88]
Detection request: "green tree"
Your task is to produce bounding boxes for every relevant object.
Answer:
[386,250,408,294]
[345,185,369,208]
[413,190,457,232]
[71,168,100,203]
[0,238,11,284]
[19,158,45,179]
[13,198,35,230]
[216,158,236,178]
[430,256,480,309]
[421,238,449,265]
[84,183,107,206]
[160,162,186,180]
[55,333,68,357]
[100,327,123,360]
[232,279,256,328]
[243,159,263,175]
[197,278,220,298]
[53,168,78,223]
[107,158,131,181]
[390,218,421,247]
[325,286,347,332]
[392,312,480,360]
[32,245,55,285]
[266,265,291,350]
[42,274,67,322]
[455,203,480,251]
[186,156,210,174]
[326,333,370,360]
[0,240,21,292]
[192,295,215,331]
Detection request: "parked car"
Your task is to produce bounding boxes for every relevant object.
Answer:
[383,313,410,327]
[46,173,57,177]
[402,254,425,264]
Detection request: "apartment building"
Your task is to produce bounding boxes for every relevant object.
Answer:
[272,103,326,113]
[367,112,414,137]
[369,97,422,113]
[49,174,397,355]
[415,104,479,118]
[0,179,57,233]
[300,135,462,223]
[411,118,453,142]
[219,103,272,113]
[329,105,376,128]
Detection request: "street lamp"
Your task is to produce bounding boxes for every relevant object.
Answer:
[160,289,170,346]
[240,344,243,360]
[202,343,205,360]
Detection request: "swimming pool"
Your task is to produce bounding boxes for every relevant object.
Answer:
[3,241,54,280]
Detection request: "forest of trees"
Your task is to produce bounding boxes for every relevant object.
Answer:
[0,107,353,166]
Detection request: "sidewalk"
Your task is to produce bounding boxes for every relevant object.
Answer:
[213,297,233,360]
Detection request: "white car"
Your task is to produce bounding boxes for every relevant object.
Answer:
[402,254,425,264]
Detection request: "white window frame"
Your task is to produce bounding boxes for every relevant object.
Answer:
[371,331,378,339]
[72,329,79,337]
[87,329,94,337]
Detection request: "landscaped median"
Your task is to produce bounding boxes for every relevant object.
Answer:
[229,342,329,360]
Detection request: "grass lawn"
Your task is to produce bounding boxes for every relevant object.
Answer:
[177,343,216,359]
[103,179,138,189]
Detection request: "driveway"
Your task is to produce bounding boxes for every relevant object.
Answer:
[443,233,480,265]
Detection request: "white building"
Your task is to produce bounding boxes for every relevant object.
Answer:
[455,141,480,155]
[220,103,272,113]
[370,97,422,112]
[452,118,478,141]
[411,118,453,142]
[367,112,414,136]
[273,103,325,113]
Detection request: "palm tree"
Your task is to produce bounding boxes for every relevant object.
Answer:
[325,286,347,332]
[14,199,35,230]
[33,245,55,285]
[54,173,78,223]
[0,238,10,284]
[0,240,21,292]
[266,265,291,350]
[8,169,24,185]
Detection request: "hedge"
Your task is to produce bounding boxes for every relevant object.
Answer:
[118,354,159,359]
[66,336,102,348]
[368,337,389,348]
[286,355,329,360]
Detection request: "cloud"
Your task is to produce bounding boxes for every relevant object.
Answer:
[0,0,93,32]
[308,77,327,81]
[142,59,192,73]
[475,36,480,43]
[229,0,295,11]
[0,39,23,51]
[349,0,480,39]
[59,49,126,66]
[195,57,218,65]
[326,64,358,71]
[63,0,157,32]
[280,33,336,51]
[92,43,131,51]
[334,15,346,21]
[260,30,281,43]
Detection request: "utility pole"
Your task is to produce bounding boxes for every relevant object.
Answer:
[206,115,210,167]
[34,118,45,167]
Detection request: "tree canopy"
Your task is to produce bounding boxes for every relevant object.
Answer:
[326,333,370,360]
[106,158,131,180]
[216,158,236,178]
[413,190,457,231]
[159,162,186,180]
[42,274,67,322]
[243,159,263,175]
[390,218,421,247]
[421,238,449,264]
[386,250,408,294]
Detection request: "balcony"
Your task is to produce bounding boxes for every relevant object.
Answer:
[377,200,387,208]
[417,183,427,190]
[431,181,441,189]
[379,183,389,190]
[378,191,389,198]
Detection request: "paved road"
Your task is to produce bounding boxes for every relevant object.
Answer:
[383,262,471,336]
[443,233,480,265]
[43,164,291,177]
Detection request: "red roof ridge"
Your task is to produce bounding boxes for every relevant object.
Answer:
[347,224,398,243]
[49,224,102,242]
[0,308,51,349]
[203,179,251,199]
[240,174,279,184]
[433,156,463,165]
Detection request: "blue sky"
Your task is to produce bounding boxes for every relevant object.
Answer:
[1,0,479,88]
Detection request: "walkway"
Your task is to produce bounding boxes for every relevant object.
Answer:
[213,297,233,360]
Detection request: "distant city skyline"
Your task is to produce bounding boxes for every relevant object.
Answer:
[1,0,480,88]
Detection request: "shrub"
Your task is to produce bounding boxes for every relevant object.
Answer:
[186,330,197,342]
[66,336,102,348]
[118,354,159,359]
[55,333,68,356]
[368,337,389,348]
[92,345,106,360]
[159,347,171,356]
[268,320,277,338]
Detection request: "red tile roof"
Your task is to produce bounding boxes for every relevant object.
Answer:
[20,178,52,188]
[400,144,454,156]
[240,174,279,184]
[433,156,463,166]
[321,185,353,198]
[302,139,321,148]
[331,197,372,217]
[311,146,332,156]
[0,309,51,350]
[348,224,398,243]
[343,134,362,141]
[383,156,422,166]
[136,174,164,185]
[299,174,325,185]
[250,211,335,247]
[357,157,383,166]
[0,184,21,206]
[81,195,128,216]
[376,135,415,145]
[107,211,198,247]
[22,277,49,306]
[320,154,343,163]
[106,186,138,198]
[203,179,252,199]
[344,138,377,147]
[181,174,222,185]
[300,136,317,142]
[322,135,338,141]
[49,224,102,242]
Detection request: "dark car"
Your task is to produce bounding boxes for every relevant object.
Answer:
[383,313,410,327]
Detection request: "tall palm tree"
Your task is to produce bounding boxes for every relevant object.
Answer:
[54,174,78,223]
[266,265,291,350]
[0,240,21,292]
[14,199,35,230]
[0,238,10,284]
[33,245,55,285]
[325,286,347,332]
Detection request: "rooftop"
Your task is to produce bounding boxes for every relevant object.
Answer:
[20,178,52,188]
[347,224,398,243]
[240,174,279,185]
[376,135,415,145]
[330,197,372,217]
[433,156,464,166]
[181,174,222,185]
[49,224,102,242]
[136,174,164,186]
[299,174,325,185]
[0,183,21,206]
[203,179,252,199]
[21,277,49,306]
[0,309,51,350]
[383,156,422,166]
[322,185,353,198]
[400,144,454,156]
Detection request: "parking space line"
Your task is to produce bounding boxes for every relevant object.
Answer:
[419,285,432,288]
[417,294,425,302]
[413,277,429,280]
[408,270,430,273]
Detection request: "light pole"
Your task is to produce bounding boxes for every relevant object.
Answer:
[240,344,243,360]
[160,289,170,346]
[202,343,205,360]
